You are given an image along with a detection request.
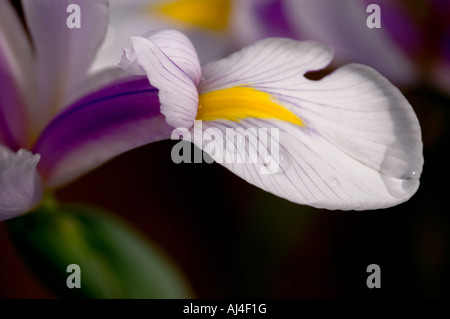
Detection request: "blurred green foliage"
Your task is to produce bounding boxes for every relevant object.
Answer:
[6,197,193,298]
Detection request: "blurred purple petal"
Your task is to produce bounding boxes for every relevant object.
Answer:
[0,146,42,221]
[228,0,296,47]
[22,0,109,132]
[33,77,173,187]
[0,1,34,149]
[373,0,426,57]
[0,57,28,151]
[284,0,419,85]
[253,0,296,38]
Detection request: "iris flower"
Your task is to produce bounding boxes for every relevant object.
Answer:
[0,0,423,222]
[121,29,423,210]
[0,0,174,221]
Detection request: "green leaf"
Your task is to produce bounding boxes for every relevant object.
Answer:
[6,199,193,298]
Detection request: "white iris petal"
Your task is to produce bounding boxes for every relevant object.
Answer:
[125,31,424,210]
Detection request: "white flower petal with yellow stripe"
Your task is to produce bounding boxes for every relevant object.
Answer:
[123,31,424,210]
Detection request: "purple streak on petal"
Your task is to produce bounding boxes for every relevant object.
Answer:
[72,68,132,105]
[32,77,173,187]
[253,0,296,38]
[62,75,151,113]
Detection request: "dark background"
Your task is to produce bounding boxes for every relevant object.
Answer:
[1,95,449,297]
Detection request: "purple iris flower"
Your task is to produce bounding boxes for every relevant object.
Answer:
[0,0,173,220]
[1,0,424,221]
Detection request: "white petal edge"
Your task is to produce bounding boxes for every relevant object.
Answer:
[194,38,423,210]
[199,38,334,93]
[0,145,42,221]
[121,33,199,128]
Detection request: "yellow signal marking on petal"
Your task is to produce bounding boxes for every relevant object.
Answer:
[151,0,231,31]
[196,86,303,126]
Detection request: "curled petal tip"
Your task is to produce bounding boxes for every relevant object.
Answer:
[122,31,200,129]
[120,46,146,76]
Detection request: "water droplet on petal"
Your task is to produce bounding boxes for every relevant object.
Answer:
[259,151,291,175]
[271,152,291,175]
[279,152,291,172]
[327,177,340,188]
[403,170,420,181]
